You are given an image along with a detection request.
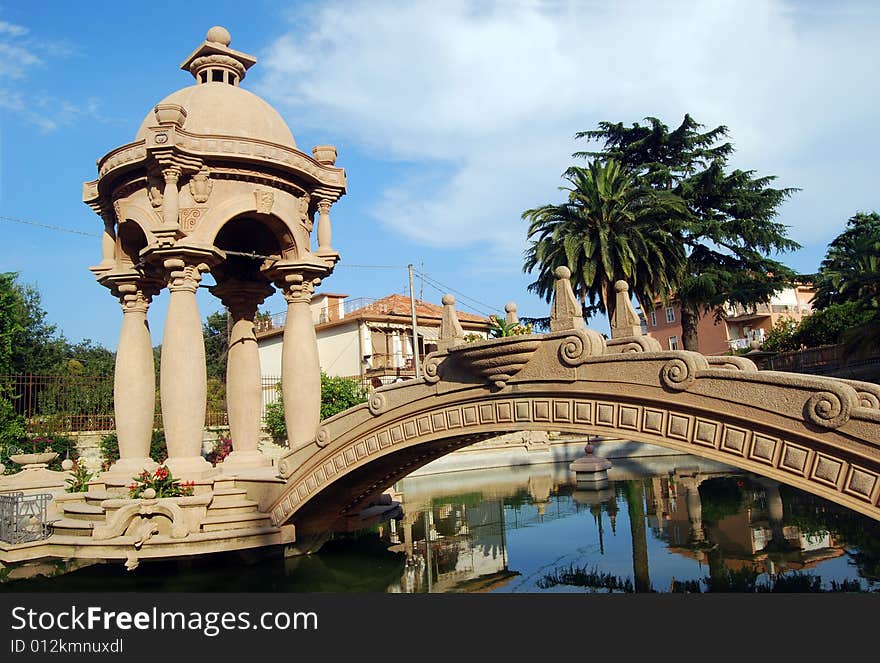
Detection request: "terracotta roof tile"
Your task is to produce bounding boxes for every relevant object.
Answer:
[346,293,487,324]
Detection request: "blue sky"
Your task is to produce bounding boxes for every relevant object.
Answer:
[1,0,878,350]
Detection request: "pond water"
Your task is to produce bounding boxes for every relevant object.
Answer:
[4,453,880,593]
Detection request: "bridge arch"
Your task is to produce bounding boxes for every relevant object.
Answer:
[269,329,880,533]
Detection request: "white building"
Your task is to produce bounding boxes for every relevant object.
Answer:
[256,292,490,386]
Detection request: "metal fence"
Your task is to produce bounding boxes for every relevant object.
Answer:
[0,374,283,433]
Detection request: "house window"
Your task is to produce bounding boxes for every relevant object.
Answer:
[669,335,679,350]
[665,307,675,323]
[650,311,657,327]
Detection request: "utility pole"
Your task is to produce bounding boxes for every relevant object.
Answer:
[408,264,422,379]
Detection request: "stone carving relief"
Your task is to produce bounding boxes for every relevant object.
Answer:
[255,189,274,214]
[179,208,204,233]
[147,173,164,208]
[298,192,312,231]
[188,166,213,203]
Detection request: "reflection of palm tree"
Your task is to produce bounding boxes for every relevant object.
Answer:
[623,480,652,592]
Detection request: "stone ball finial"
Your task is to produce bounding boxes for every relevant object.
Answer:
[555,265,571,280]
[442,294,456,306]
[505,301,517,313]
[206,26,232,46]
[614,280,629,293]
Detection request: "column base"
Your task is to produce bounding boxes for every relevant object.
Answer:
[219,450,272,473]
[164,456,218,480]
[101,457,159,483]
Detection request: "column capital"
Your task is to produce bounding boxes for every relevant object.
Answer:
[315,198,332,214]
[279,273,320,304]
[142,244,223,289]
[97,269,161,304]
[162,166,181,182]
[264,260,329,305]
[165,259,207,293]
[210,278,274,319]
[117,283,154,314]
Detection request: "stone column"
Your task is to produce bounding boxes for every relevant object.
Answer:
[105,281,159,479]
[100,215,117,267]
[161,257,214,477]
[211,279,274,470]
[279,273,322,452]
[162,168,181,227]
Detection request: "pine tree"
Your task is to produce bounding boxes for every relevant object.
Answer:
[573,115,800,351]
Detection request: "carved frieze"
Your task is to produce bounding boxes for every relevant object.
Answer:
[271,394,880,527]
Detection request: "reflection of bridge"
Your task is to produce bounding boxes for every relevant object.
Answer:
[270,270,880,539]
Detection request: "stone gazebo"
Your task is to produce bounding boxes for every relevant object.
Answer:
[83,26,346,483]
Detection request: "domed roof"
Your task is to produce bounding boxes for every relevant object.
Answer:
[135,82,297,149]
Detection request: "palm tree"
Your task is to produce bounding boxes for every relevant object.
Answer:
[814,212,880,357]
[522,159,687,323]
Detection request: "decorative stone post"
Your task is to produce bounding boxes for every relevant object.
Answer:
[550,266,587,331]
[211,278,274,470]
[504,301,518,325]
[106,280,160,479]
[160,257,215,477]
[610,280,643,338]
[437,294,465,351]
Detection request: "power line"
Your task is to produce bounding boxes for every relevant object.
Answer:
[0,215,100,238]
[414,269,500,314]
[1,213,499,315]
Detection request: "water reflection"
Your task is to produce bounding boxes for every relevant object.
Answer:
[381,457,880,593]
[3,455,879,592]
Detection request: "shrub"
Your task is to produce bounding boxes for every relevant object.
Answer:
[65,460,93,493]
[100,430,167,469]
[264,373,368,442]
[0,393,25,450]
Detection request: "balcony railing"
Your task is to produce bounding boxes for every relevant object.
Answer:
[725,303,810,319]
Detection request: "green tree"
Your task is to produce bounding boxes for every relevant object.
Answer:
[575,115,800,351]
[203,310,230,380]
[523,159,687,321]
[0,272,67,374]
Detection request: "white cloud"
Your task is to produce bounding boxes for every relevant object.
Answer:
[0,18,99,132]
[258,0,880,268]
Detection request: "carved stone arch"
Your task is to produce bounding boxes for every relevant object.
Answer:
[270,379,880,531]
[114,204,159,268]
[197,194,299,260]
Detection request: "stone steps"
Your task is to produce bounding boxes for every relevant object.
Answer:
[206,500,260,517]
[209,487,250,508]
[61,502,107,522]
[200,512,271,532]
[50,518,96,537]
[84,491,112,505]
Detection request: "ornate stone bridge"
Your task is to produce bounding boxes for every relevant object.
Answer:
[270,270,880,535]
